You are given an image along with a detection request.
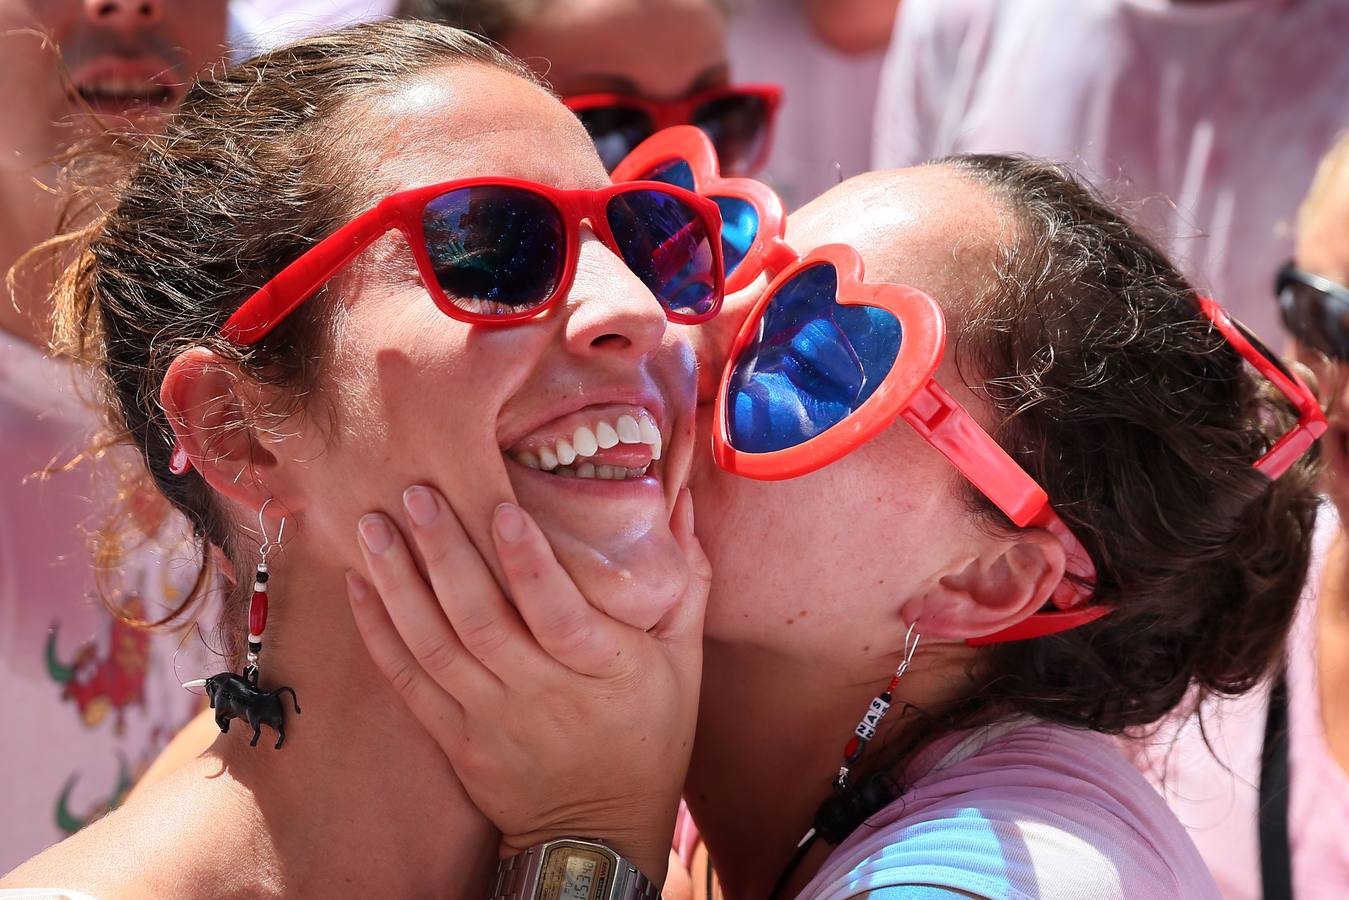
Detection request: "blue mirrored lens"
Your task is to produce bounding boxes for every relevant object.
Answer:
[640,160,760,276]
[422,186,564,315]
[713,196,758,274]
[725,263,901,453]
[607,189,718,317]
[642,159,697,191]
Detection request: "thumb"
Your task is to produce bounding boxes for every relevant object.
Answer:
[656,488,710,650]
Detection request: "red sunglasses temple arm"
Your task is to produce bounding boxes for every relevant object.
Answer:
[170,207,391,474]
[900,380,1103,642]
[221,206,391,345]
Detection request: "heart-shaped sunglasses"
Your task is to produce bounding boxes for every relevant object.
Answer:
[616,127,1327,644]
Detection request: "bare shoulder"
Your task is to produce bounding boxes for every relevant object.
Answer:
[1,759,267,900]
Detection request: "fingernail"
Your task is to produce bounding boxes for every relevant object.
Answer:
[358,514,394,554]
[403,485,439,526]
[494,502,525,543]
[345,570,369,603]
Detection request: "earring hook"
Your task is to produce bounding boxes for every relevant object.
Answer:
[895,621,921,681]
[257,498,286,560]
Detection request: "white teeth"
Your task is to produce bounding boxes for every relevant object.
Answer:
[511,410,664,475]
[554,466,575,478]
[595,421,620,449]
[556,438,578,466]
[572,425,599,457]
[616,414,642,444]
[637,415,662,459]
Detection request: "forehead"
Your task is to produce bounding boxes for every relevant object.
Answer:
[350,63,610,195]
[508,0,727,96]
[784,166,1012,303]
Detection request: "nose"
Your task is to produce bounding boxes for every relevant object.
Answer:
[84,0,161,26]
[562,229,669,361]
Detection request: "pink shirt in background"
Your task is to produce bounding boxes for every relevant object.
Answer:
[227,0,393,57]
[872,0,1349,343]
[800,719,1218,898]
[727,0,888,210]
[1136,506,1349,898]
[0,332,205,873]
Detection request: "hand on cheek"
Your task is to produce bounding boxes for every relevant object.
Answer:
[348,485,709,885]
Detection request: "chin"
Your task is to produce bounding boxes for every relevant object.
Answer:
[537,515,688,632]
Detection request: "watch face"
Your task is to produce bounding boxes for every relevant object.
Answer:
[540,846,612,900]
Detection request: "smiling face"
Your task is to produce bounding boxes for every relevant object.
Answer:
[689,167,1018,658]
[503,0,729,100]
[0,0,227,176]
[270,65,698,630]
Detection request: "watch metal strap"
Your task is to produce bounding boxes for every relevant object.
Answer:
[489,842,663,900]
[491,846,545,900]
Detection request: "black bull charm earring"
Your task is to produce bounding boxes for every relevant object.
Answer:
[183,500,300,749]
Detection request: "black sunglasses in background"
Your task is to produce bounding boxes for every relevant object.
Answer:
[1276,261,1349,359]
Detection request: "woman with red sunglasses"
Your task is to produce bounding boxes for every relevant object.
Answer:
[347,157,1321,899]
[397,0,781,176]
[1,20,723,897]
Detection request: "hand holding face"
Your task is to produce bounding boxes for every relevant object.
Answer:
[348,485,709,885]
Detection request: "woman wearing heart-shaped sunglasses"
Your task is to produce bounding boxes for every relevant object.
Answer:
[1,20,729,897]
[347,134,1323,899]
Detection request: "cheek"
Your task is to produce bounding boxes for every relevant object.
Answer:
[697,427,969,633]
[173,5,229,72]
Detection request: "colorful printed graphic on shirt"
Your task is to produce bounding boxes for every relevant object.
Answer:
[45,596,151,733]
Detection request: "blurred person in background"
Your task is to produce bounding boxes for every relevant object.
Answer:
[398,0,782,178]
[872,0,1349,341]
[0,0,227,871]
[727,0,900,209]
[1138,132,1349,899]
[227,0,392,57]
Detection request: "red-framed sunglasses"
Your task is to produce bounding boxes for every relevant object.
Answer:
[169,176,726,474]
[565,83,781,176]
[1197,294,1327,479]
[222,176,726,343]
[613,126,794,294]
[621,128,1327,643]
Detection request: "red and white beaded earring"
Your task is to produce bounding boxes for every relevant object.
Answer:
[183,499,301,749]
[792,623,922,849]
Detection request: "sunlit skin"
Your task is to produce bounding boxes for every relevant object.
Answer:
[682,166,1067,897]
[503,0,730,100]
[0,0,228,344]
[1288,141,1349,779]
[1,64,700,897]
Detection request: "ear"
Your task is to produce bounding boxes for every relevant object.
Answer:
[159,346,277,510]
[906,528,1067,642]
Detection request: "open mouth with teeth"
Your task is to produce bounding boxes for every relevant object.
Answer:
[507,409,663,481]
[70,76,178,116]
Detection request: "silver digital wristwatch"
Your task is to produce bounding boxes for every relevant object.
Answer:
[490,837,661,900]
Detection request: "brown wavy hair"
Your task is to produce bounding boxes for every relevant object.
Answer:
[942,154,1321,733]
[50,20,534,652]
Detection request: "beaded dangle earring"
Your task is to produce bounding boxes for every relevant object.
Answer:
[778,622,922,885]
[183,499,301,749]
